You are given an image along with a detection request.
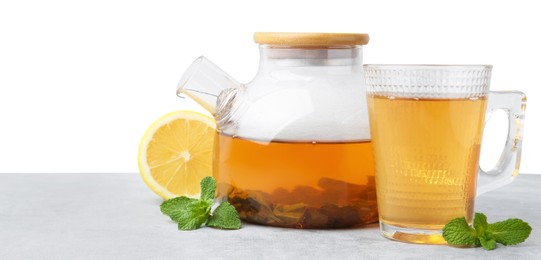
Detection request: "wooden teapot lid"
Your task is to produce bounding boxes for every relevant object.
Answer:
[253,32,369,46]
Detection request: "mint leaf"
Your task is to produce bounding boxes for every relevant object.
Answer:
[488,218,532,245]
[442,217,479,246]
[443,213,532,250]
[206,202,241,229]
[160,196,212,230]
[473,212,488,236]
[176,199,212,230]
[479,236,497,250]
[159,177,240,231]
[200,176,216,203]
[160,196,198,221]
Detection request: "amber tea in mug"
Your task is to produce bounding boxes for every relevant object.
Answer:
[364,65,526,244]
[369,96,486,228]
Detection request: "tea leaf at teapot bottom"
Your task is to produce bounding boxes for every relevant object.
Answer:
[220,178,378,229]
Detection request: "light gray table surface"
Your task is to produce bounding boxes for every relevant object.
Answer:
[0,173,539,260]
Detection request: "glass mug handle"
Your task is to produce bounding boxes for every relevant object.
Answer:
[477,91,527,195]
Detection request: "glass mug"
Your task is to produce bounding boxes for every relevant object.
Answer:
[364,64,526,244]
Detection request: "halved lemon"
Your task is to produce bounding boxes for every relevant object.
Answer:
[138,111,216,200]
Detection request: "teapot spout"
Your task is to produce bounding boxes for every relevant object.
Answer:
[177,56,240,114]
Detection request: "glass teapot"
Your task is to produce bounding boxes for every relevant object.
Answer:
[177,32,376,228]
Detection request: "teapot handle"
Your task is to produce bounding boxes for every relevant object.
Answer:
[477,91,527,195]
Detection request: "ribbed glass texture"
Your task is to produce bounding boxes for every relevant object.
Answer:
[364,65,491,99]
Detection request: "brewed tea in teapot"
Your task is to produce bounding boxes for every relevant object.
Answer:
[178,32,376,228]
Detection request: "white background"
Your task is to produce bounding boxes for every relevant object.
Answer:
[0,0,539,173]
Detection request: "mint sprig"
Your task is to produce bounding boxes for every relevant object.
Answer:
[160,176,241,230]
[443,212,531,250]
